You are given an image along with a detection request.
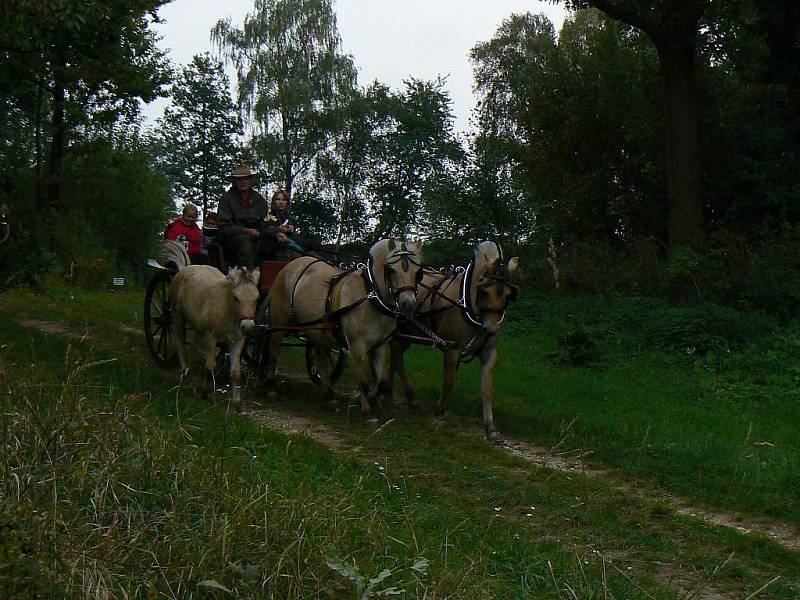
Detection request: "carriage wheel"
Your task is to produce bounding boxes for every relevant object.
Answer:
[144,270,179,368]
[242,295,270,373]
[305,344,347,386]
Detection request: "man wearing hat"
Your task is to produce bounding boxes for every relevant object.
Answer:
[217,165,269,268]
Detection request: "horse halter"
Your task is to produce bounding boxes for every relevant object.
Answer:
[365,242,422,315]
[460,247,518,327]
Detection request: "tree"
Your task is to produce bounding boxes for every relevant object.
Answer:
[1,0,171,206]
[313,89,372,247]
[363,78,464,238]
[155,53,242,216]
[562,0,708,251]
[471,11,664,249]
[212,0,357,195]
[0,0,172,273]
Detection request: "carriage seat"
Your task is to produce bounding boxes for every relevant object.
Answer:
[258,261,289,295]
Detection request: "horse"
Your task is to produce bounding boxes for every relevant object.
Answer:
[263,238,423,423]
[169,264,260,412]
[388,241,519,443]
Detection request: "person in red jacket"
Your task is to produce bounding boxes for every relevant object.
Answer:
[165,204,206,264]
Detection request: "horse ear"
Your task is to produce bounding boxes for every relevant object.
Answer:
[508,257,519,274]
[251,268,260,285]
[387,238,396,251]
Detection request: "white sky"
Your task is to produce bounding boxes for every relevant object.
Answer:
[145,0,566,133]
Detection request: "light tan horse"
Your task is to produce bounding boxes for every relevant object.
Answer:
[389,241,519,443]
[170,265,260,411]
[264,238,423,423]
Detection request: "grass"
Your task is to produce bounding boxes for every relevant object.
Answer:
[403,293,800,524]
[0,284,799,597]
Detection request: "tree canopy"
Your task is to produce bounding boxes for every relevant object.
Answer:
[155,53,242,217]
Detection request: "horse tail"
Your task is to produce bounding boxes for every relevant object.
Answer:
[159,239,191,271]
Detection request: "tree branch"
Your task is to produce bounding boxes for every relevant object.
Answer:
[586,0,660,35]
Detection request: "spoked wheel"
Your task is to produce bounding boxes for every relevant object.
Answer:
[242,295,270,375]
[305,343,347,386]
[144,270,179,368]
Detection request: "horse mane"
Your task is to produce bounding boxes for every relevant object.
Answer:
[468,241,503,309]
[159,240,190,271]
[227,265,260,287]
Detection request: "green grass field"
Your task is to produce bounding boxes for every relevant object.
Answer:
[1,285,798,598]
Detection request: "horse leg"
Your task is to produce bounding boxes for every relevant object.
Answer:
[313,344,337,410]
[394,341,419,410]
[372,341,391,412]
[172,312,189,375]
[264,332,284,396]
[436,349,460,419]
[383,339,399,407]
[347,340,379,425]
[229,336,246,413]
[479,335,503,444]
[200,332,218,400]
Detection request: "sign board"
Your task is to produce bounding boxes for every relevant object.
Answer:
[112,277,125,287]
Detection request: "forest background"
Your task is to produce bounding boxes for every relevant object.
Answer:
[1,0,799,317]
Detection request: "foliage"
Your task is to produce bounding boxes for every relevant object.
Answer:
[471,10,664,249]
[53,131,172,286]
[362,78,464,239]
[212,0,358,196]
[154,53,242,217]
[0,0,172,283]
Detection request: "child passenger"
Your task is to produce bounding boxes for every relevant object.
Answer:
[165,204,207,264]
[259,189,307,259]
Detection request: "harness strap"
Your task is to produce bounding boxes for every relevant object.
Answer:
[289,258,325,325]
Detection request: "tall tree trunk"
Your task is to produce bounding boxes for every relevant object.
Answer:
[657,39,704,251]
[47,52,67,210]
[586,0,707,252]
[34,82,45,212]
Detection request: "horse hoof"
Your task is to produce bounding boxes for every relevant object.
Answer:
[487,431,505,445]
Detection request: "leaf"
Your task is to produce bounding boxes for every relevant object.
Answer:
[325,558,363,585]
[197,579,233,594]
[375,587,405,597]
[410,557,429,574]
[366,568,393,589]
[228,562,259,579]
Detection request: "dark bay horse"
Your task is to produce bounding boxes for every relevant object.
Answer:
[264,238,423,423]
[389,241,519,443]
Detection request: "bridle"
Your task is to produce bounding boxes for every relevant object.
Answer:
[460,242,518,328]
[364,241,423,316]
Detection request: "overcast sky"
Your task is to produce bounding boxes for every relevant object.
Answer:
[145,0,567,133]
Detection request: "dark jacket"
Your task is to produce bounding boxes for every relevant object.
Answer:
[217,187,268,238]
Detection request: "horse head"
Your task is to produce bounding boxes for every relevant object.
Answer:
[368,238,424,319]
[470,242,520,334]
[228,266,261,325]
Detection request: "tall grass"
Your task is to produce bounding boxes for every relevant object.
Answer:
[0,328,673,598]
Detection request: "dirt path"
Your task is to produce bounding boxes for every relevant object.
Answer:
[18,317,800,557]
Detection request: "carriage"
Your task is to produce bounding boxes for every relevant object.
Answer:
[142,237,518,441]
[142,254,347,385]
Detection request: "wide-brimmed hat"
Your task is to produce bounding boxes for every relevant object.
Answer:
[228,165,258,180]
